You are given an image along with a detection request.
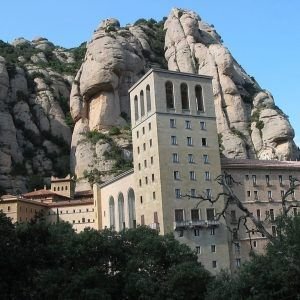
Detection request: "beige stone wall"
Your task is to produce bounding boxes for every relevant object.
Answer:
[222,159,300,271]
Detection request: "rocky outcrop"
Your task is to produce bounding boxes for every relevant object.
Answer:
[164,8,298,160]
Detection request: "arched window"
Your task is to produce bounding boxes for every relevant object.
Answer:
[57,187,60,191]
[140,90,145,117]
[61,186,64,191]
[128,188,136,229]
[181,83,189,110]
[146,85,151,112]
[134,95,139,121]
[54,187,56,191]
[118,193,125,231]
[195,85,204,111]
[165,81,174,109]
[109,196,115,229]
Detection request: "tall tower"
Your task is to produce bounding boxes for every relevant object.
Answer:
[129,69,230,272]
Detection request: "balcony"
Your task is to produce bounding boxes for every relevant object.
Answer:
[149,222,160,231]
[173,220,220,230]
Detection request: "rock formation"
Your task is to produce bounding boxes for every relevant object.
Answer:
[164,8,297,160]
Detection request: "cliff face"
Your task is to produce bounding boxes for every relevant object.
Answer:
[0,8,298,193]
[0,38,85,194]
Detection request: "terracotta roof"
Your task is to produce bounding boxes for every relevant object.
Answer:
[221,158,300,170]
[45,199,94,207]
[23,189,69,199]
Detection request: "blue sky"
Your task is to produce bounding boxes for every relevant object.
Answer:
[1,0,299,145]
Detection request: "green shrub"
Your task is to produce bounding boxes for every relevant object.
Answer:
[83,130,111,145]
[109,126,121,136]
[231,127,246,140]
[83,169,104,185]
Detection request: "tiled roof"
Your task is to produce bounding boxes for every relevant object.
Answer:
[23,189,69,199]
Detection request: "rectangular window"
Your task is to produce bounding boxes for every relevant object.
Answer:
[212,261,217,268]
[236,259,241,268]
[136,131,139,138]
[270,209,275,221]
[202,138,207,146]
[152,174,155,182]
[253,241,257,248]
[196,246,201,254]
[245,175,249,181]
[138,163,141,170]
[149,139,152,147]
[206,189,212,199]
[175,209,184,222]
[266,175,270,186]
[144,160,147,168]
[151,156,153,164]
[268,190,272,200]
[154,211,158,223]
[148,122,151,131]
[211,245,216,253]
[279,175,283,185]
[143,143,146,151]
[206,208,215,221]
[153,191,156,200]
[191,189,196,197]
[174,171,180,180]
[82,218,85,223]
[172,153,179,163]
[187,136,193,146]
[137,146,140,154]
[185,120,191,129]
[145,177,148,184]
[293,207,298,216]
[257,209,261,221]
[211,227,215,235]
[7,206,10,211]
[142,127,145,134]
[254,190,258,200]
[281,190,285,197]
[272,225,277,237]
[200,121,206,130]
[190,171,196,180]
[141,215,145,225]
[175,189,181,199]
[203,154,209,164]
[194,229,200,236]
[252,175,257,186]
[205,171,211,181]
[140,196,143,204]
[188,154,194,163]
[170,119,176,128]
[171,136,177,145]
[191,209,200,221]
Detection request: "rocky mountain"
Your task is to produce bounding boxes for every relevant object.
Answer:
[0,37,86,194]
[0,8,298,193]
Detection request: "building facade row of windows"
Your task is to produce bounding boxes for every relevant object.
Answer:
[134,85,151,122]
[172,153,209,164]
[245,174,297,186]
[173,170,211,181]
[53,185,68,192]
[245,190,296,200]
[137,139,153,154]
[175,188,212,199]
[136,122,152,138]
[170,118,206,130]
[171,136,208,147]
[174,207,215,222]
[137,156,154,170]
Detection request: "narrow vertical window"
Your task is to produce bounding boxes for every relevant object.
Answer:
[146,85,151,112]
[134,95,139,121]
[166,81,174,109]
[140,90,145,117]
[181,83,189,109]
[195,85,204,111]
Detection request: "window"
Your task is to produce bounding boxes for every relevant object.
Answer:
[146,85,151,112]
[293,207,298,216]
[54,187,56,191]
[140,196,143,204]
[187,136,193,146]
[7,206,10,212]
[234,243,240,254]
[151,156,153,164]
[138,163,141,171]
[82,218,85,223]
[206,189,212,199]
[174,171,180,180]
[166,81,174,109]
[268,191,272,200]
[153,191,156,200]
[136,131,139,138]
[143,143,146,151]
[203,154,209,164]
[142,127,145,134]
[88,219,90,223]
[152,174,155,182]
[57,187,60,191]
[185,120,191,129]
[270,209,275,221]
[61,186,64,191]
[170,118,176,128]
[202,138,207,146]
[211,227,215,235]
[211,245,216,253]
[254,191,258,200]
[266,175,270,186]
[253,241,257,248]
[200,121,206,130]
[149,139,152,147]
[137,147,140,154]
[172,153,179,163]
[141,215,145,225]
[232,229,238,240]
[181,83,189,109]
[175,189,181,198]
[247,191,251,197]
[190,171,196,181]
[134,95,139,121]
[73,209,75,213]
[206,208,215,220]
[252,175,257,186]
[140,90,145,117]
[65,186,68,190]
[257,209,261,221]
[188,154,194,163]
[195,85,204,111]
[171,136,177,145]
[245,175,249,181]
[191,209,200,221]
[212,261,217,269]
[272,225,277,237]
[145,177,148,184]
[281,190,285,197]
[194,229,200,236]
[231,210,237,223]
[144,160,147,168]
[175,209,184,222]
[196,246,201,254]
[190,189,196,197]
[236,259,241,268]
[205,171,211,181]
[279,175,283,185]
[148,122,151,130]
